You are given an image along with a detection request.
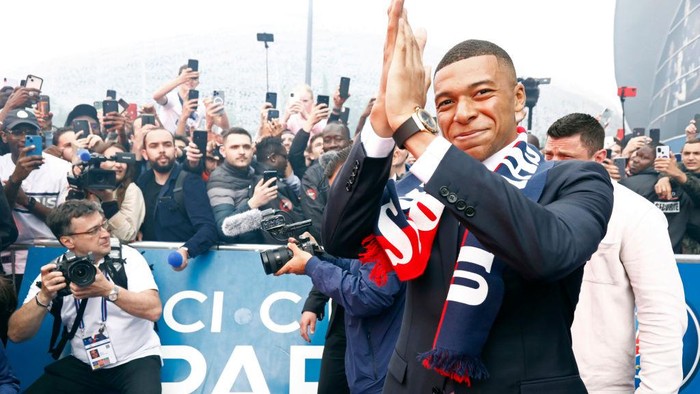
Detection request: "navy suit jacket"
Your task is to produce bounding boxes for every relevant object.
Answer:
[322,140,613,394]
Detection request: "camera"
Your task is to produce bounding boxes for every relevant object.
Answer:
[67,152,135,200]
[55,252,97,297]
[260,235,323,275]
[257,209,320,275]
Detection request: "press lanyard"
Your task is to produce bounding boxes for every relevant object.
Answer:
[73,297,108,330]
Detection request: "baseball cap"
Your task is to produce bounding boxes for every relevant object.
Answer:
[64,104,98,127]
[3,108,40,131]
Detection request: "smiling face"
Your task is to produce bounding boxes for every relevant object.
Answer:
[433,55,525,162]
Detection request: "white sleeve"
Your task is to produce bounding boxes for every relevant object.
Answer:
[121,246,158,293]
[359,122,395,158]
[622,206,687,393]
[409,136,452,183]
[22,273,43,305]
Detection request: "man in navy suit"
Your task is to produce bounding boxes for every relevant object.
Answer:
[321,1,614,393]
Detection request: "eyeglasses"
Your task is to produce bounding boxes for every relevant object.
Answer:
[68,220,109,237]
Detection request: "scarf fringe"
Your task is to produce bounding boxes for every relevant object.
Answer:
[418,347,490,385]
[358,234,393,286]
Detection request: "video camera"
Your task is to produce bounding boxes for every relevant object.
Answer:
[53,252,97,297]
[258,210,322,275]
[67,151,135,200]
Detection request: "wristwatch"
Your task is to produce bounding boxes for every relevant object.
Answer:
[107,286,120,302]
[393,107,438,149]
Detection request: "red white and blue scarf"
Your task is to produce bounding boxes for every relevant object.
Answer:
[359,137,551,385]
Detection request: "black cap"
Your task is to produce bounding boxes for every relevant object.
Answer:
[64,104,98,127]
[3,108,40,131]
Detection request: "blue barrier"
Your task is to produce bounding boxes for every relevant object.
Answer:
[6,244,700,393]
[6,244,328,393]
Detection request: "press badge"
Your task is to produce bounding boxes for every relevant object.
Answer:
[83,326,117,370]
[654,201,680,213]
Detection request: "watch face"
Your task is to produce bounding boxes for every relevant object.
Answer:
[417,109,437,132]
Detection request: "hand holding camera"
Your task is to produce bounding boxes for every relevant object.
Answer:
[621,135,651,158]
[185,141,204,169]
[177,68,200,86]
[273,241,313,276]
[11,145,45,183]
[102,112,127,133]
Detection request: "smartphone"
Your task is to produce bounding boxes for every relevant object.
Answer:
[38,95,50,113]
[694,113,700,125]
[266,92,277,108]
[93,100,103,113]
[316,95,330,108]
[106,89,117,100]
[605,148,612,159]
[656,145,670,159]
[267,109,280,121]
[340,107,350,125]
[187,59,199,72]
[25,75,43,91]
[19,80,26,87]
[263,170,278,187]
[339,77,351,99]
[675,153,682,162]
[25,135,43,156]
[632,128,645,137]
[126,103,138,120]
[103,99,119,116]
[188,89,199,110]
[118,98,129,111]
[649,128,661,144]
[141,114,155,126]
[613,157,628,179]
[192,130,208,157]
[72,120,90,136]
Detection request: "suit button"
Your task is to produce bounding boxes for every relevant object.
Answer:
[447,193,457,204]
[345,182,352,192]
[464,206,476,217]
[351,169,358,176]
[353,160,360,169]
[455,200,467,211]
[439,186,450,197]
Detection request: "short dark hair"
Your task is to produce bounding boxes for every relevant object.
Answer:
[53,127,74,146]
[222,127,252,144]
[142,127,173,148]
[306,134,324,153]
[546,113,605,157]
[178,64,188,75]
[47,200,103,239]
[255,136,285,163]
[435,39,516,83]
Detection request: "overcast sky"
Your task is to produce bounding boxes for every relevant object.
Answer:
[1,0,619,108]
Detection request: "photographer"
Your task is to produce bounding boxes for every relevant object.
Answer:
[8,200,162,393]
[88,142,145,243]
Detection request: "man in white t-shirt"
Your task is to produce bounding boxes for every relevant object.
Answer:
[152,64,229,136]
[8,200,162,393]
[0,109,71,288]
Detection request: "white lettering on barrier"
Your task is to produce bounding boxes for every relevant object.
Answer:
[260,291,301,333]
[289,346,323,394]
[212,346,270,394]
[211,291,224,333]
[164,291,208,333]
[161,345,207,394]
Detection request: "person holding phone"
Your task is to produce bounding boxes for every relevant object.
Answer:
[282,85,347,136]
[87,143,145,243]
[0,109,71,291]
[152,64,214,136]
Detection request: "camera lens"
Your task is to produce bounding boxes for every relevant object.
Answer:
[260,246,292,275]
[68,260,96,287]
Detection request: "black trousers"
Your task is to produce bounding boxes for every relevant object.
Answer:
[26,355,161,394]
[318,304,350,394]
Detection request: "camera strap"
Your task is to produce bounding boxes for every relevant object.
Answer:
[49,298,87,360]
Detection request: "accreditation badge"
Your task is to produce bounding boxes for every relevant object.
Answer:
[83,326,118,370]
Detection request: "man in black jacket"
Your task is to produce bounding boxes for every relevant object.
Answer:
[321,1,613,392]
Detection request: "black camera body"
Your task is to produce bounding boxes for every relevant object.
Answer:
[67,152,135,200]
[55,252,97,297]
[261,235,323,275]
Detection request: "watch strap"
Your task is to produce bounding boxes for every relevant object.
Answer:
[393,115,421,149]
